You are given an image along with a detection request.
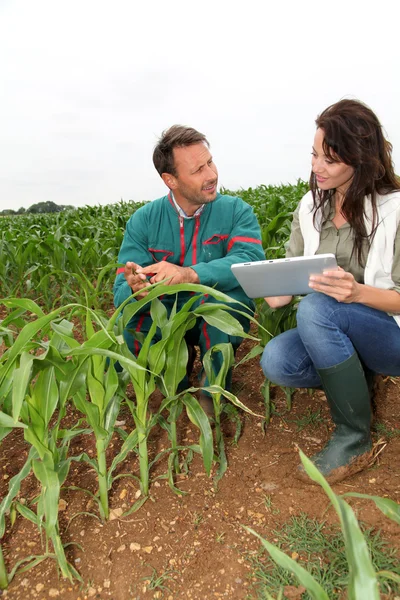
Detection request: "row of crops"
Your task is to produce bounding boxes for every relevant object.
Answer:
[0,181,308,309]
[0,182,307,588]
[1,180,398,598]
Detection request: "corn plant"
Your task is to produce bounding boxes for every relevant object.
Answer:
[201,342,262,483]
[145,294,206,481]
[51,308,146,519]
[236,297,299,427]
[0,446,42,589]
[0,302,89,582]
[116,282,260,496]
[0,200,145,309]
[0,546,7,589]
[246,449,400,600]
[0,185,309,309]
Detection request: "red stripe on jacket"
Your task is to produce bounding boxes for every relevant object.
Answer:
[167,193,175,210]
[179,216,185,266]
[192,216,200,264]
[134,313,146,355]
[201,296,211,350]
[227,236,262,252]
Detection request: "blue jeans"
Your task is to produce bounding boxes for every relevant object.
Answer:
[260,293,400,388]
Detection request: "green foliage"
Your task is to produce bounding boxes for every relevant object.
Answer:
[248,514,400,599]
[0,183,307,309]
[26,201,70,214]
[246,450,400,600]
[0,283,259,585]
[0,199,146,309]
[1,182,399,594]
[290,407,325,431]
[222,180,308,258]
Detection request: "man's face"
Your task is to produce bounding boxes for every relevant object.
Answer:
[164,143,218,215]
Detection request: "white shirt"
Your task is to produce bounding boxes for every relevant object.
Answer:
[170,192,204,219]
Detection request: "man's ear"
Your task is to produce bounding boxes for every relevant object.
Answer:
[161,172,177,190]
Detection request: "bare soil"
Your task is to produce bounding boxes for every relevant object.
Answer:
[1,339,399,600]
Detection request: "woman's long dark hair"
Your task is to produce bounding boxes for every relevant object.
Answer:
[310,99,400,265]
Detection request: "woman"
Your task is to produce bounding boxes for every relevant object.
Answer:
[260,99,400,484]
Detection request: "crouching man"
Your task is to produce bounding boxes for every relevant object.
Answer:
[113,125,264,413]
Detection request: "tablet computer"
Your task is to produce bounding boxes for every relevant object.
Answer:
[231,254,338,298]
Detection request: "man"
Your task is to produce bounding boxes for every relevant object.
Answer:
[113,125,264,413]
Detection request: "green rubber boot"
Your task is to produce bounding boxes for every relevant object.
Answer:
[299,353,373,484]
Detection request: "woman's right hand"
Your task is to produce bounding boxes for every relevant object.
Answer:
[264,295,293,308]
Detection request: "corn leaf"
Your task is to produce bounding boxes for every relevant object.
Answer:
[0,411,27,429]
[11,352,34,422]
[0,447,37,537]
[32,459,60,537]
[299,450,380,600]
[245,526,330,600]
[182,393,213,476]
[342,492,400,526]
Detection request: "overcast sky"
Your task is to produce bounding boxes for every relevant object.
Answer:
[1,0,399,211]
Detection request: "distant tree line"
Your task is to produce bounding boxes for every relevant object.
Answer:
[0,200,74,216]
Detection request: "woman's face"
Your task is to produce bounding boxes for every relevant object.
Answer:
[311,128,355,196]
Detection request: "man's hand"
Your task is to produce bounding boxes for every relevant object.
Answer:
[137,262,200,286]
[124,261,151,299]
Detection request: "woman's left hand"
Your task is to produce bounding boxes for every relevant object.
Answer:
[308,266,362,303]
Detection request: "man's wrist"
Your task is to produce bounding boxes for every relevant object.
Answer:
[184,267,200,283]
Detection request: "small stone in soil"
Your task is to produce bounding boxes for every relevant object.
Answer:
[130,543,141,551]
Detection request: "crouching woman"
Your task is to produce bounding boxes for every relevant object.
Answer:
[261,99,400,483]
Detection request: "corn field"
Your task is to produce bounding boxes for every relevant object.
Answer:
[1,181,399,598]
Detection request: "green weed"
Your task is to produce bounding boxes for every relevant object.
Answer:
[246,513,400,599]
[290,407,325,431]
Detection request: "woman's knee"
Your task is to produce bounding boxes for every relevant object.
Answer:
[260,336,288,382]
[296,293,339,328]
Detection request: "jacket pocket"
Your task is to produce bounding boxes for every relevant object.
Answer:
[148,248,174,262]
[202,234,229,245]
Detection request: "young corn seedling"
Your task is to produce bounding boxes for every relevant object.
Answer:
[0,326,84,581]
[0,546,7,590]
[202,342,235,482]
[115,282,260,495]
[257,297,299,426]
[157,291,262,489]
[201,343,262,483]
[147,293,216,491]
[246,449,400,600]
[147,295,196,479]
[118,303,164,500]
[61,306,149,518]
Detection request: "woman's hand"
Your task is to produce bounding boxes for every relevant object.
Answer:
[308,266,361,303]
[264,295,293,308]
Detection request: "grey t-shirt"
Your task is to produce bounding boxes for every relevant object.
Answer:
[286,203,400,292]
